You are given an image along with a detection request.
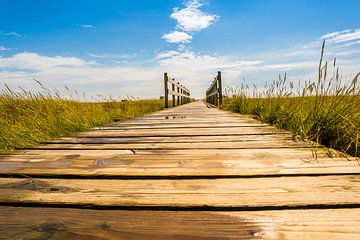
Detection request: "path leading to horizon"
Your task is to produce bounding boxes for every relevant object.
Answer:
[0,101,360,239]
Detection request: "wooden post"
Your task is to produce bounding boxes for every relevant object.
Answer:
[180,86,183,105]
[177,82,180,106]
[172,78,176,107]
[164,73,168,108]
[217,71,222,106]
[163,74,190,107]
[214,77,217,105]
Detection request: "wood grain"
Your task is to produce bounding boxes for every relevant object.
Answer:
[0,156,359,177]
[0,175,359,208]
[1,206,359,240]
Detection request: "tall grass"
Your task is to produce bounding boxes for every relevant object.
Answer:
[222,40,360,157]
[0,84,164,153]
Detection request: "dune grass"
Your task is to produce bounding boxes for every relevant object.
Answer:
[0,85,164,153]
[222,40,360,157]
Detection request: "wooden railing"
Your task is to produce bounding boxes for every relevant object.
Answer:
[206,71,222,106]
[164,72,191,108]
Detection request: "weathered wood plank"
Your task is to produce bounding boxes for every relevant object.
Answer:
[30,140,313,150]
[103,121,264,128]
[0,175,359,208]
[8,148,341,158]
[0,157,359,177]
[1,206,359,240]
[97,124,269,130]
[47,134,295,144]
[75,127,286,138]
[108,120,262,125]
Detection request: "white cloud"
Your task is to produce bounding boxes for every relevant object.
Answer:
[0,52,93,71]
[155,50,265,95]
[1,31,21,37]
[0,46,11,51]
[1,27,359,99]
[336,40,360,48]
[161,0,219,44]
[322,28,360,43]
[162,31,193,43]
[171,0,219,32]
[0,52,163,99]
[321,29,352,39]
[156,50,180,59]
[86,52,136,60]
[157,50,261,71]
[78,24,93,28]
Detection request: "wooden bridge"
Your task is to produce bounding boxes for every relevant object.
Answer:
[1,93,360,238]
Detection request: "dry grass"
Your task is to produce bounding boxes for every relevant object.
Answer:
[222,40,360,157]
[0,84,164,153]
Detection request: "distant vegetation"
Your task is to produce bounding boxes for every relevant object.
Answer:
[0,84,164,153]
[222,41,360,157]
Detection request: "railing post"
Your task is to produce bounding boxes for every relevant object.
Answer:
[180,86,183,105]
[217,71,222,106]
[164,73,190,107]
[172,78,176,107]
[205,71,223,106]
[164,72,168,108]
[214,77,218,106]
[177,82,180,106]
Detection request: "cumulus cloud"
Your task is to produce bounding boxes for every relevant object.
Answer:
[162,0,219,44]
[171,0,219,32]
[162,31,193,43]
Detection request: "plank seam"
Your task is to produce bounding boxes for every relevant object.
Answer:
[1,172,359,180]
[2,202,360,212]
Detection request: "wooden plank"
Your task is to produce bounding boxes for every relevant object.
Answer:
[30,140,313,150]
[47,134,295,144]
[103,121,263,127]
[1,206,359,240]
[97,123,269,130]
[0,156,359,177]
[0,175,359,208]
[75,128,286,138]
[108,120,263,126]
[206,90,219,97]
[11,148,341,158]
[0,147,344,161]
[168,90,189,98]
[78,126,282,133]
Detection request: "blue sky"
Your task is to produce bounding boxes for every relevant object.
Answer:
[0,0,359,99]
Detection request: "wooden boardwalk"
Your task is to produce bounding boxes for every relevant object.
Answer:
[0,101,360,239]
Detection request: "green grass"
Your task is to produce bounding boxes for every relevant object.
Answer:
[221,40,360,157]
[0,85,164,153]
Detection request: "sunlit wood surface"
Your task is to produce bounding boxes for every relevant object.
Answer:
[0,101,359,239]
